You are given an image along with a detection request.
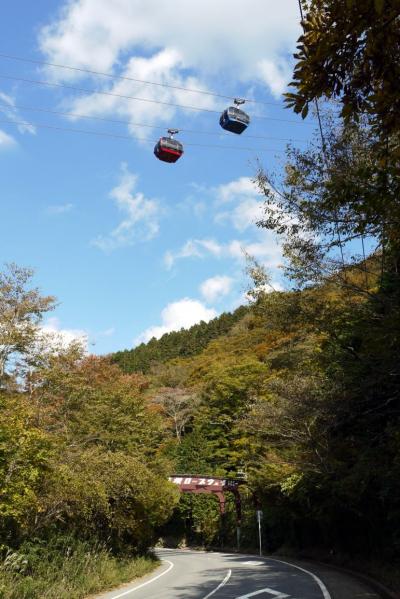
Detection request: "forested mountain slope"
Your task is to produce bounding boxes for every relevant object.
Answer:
[111,305,249,373]
[122,257,399,591]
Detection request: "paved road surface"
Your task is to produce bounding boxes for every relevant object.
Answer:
[93,548,382,599]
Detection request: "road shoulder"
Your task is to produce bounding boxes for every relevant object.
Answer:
[272,557,388,599]
[87,559,170,599]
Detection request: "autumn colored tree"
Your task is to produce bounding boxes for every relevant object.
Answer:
[0,264,55,382]
[0,264,179,558]
[152,387,200,442]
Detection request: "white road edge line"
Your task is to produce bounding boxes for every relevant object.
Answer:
[266,557,332,599]
[110,559,174,599]
[203,569,232,599]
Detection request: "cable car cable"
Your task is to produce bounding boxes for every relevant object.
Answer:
[0,51,291,108]
[0,73,316,125]
[0,117,287,153]
[0,102,309,143]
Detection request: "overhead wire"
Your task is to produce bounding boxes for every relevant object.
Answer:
[0,73,316,125]
[0,102,309,143]
[0,117,287,153]
[0,51,288,108]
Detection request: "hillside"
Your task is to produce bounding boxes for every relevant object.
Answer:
[110,269,400,589]
[110,305,249,373]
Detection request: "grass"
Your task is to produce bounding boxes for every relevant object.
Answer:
[0,536,158,599]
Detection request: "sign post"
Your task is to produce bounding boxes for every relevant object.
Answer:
[256,509,263,556]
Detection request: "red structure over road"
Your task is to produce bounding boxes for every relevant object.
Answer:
[168,474,245,522]
[169,474,246,547]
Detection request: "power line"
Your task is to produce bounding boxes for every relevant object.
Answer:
[0,117,286,153]
[0,73,315,125]
[0,52,283,108]
[0,102,308,143]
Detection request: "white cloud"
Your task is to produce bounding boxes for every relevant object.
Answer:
[0,91,36,135]
[92,163,160,252]
[164,234,282,270]
[225,237,283,268]
[135,298,217,344]
[46,203,74,214]
[200,275,233,303]
[0,129,16,149]
[61,48,217,140]
[38,0,300,130]
[177,194,207,219]
[238,239,282,268]
[164,238,223,269]
[41,316,88,349]
[164,238,217,269]
[198,239,224,256]
[214,177,265,232]
[164,175,287,272]
[215,176,300,237]
[216,198,265,232]
[216,177,259,204]
[257,58,293,98]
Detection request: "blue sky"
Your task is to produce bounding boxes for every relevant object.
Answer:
[0,0,317,354]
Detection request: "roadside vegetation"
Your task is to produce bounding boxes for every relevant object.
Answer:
[0,266,178,597]
[1,0,399,596]
[0,537,156,599]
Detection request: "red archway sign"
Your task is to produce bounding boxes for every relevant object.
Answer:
[169,474,246,547]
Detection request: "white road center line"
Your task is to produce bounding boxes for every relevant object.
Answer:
[266,558,332,599]
[236,589,289,598]
[203,569,232,599]
[110,559,174,598]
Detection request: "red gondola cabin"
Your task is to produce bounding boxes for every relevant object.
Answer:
[154,130,184,163]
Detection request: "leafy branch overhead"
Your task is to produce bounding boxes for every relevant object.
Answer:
[286,0,400,145]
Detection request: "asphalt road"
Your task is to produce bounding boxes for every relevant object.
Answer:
[94,548,382,599]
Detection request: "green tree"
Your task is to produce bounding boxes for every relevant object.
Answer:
[286,0,400,142]
[39,448,179,551]
[0,395,53,544]
[0,264,55,382]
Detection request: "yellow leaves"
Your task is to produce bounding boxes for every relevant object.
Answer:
[280,472,304,496]
[44,449,180,540]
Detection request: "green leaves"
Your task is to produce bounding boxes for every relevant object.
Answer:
[0,396,53,537]
[0,263,56,383]
[286,0,400,142]
[0,298,180,552]
[42,448,179,547]
[301,103,309,119]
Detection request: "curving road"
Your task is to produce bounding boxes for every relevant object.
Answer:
[94,548,382,599]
